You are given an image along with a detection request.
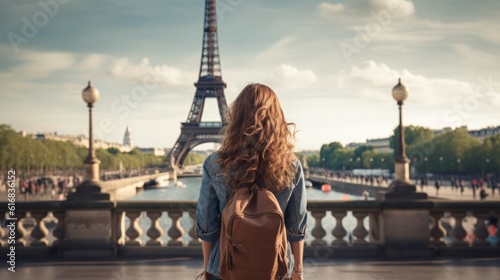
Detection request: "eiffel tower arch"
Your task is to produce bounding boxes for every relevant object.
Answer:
[167,0,228,168]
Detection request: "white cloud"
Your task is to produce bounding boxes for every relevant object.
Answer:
[0,46,111,77]
[319,0,415,19]
[318,2,344,17]
[11,51,75,78]
[338,60,498,106]
[266,64,317,89]
[334,60,500,136]
[79,53,107,69]
[451,44,499,65]
[109,57,193,87]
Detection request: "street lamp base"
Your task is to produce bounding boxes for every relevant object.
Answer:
[385,179,428,200]
[66,179,110,201]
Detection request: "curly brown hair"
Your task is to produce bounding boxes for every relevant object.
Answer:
[218,83,296,192]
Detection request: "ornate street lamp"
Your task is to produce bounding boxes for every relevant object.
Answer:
[424,157,428,184]
[82,81,100,181]
[484,158,490,177]
[391,78,410,181]
[67,81,109,201]
[439,156,444,183]
[387,78,426,199]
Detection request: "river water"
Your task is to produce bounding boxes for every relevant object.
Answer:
[128,177,366,245]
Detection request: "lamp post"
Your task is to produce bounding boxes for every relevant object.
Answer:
[456,158,461,177]
[386,78,425,199]
[82,81,101,182]
[424,157,428,185]
[439,156,443,184]
[67,81,109,201]
[391,78,410,181]
[378,79,428,252]
[484,158,490,178]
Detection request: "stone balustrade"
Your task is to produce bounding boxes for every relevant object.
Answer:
[1,200,499,258]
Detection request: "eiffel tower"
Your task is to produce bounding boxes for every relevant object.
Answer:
[167,0,229,168]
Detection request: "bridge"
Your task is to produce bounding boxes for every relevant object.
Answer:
[1,195,499,279]
[2,169,500,279]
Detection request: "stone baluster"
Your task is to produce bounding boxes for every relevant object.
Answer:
[472,212,491,247]
[188,209,201,246]
[125,211,143,246]
[15,211,28,246]
[113,211,125,245]
[146,211,164,246]
[352,211,368,245]
[369,212,380,242]
[450,212,468,246]
[167,210,185,246]
[30,211,49,246]
[429,211,446,246]
[310,211,327,245]
[331,211,347,246]
[52,211,65,246]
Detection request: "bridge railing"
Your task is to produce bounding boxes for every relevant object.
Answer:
[1,200,499,258]
[181,122,222,128]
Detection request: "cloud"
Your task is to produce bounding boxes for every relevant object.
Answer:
[266,64,317,89]
[335,60,500,133]
[11,51,75,78]
[251,35,298,64]
[0,45,111,75]
[318,2,345,17]
[109,57,193,87]
[319,0,415,19]
[338,60,498,106]
[79,53,107,69]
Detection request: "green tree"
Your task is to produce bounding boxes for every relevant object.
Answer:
[183,153,207,166]
[319,142,343,167]
[0,124,166,175]
[389,125,434,159]
[416,128,481,175]
[305,154,320,167]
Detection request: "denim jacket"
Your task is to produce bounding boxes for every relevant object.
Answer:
[195,152,308,278]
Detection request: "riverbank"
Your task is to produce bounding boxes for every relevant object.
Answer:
[309,175,500,201]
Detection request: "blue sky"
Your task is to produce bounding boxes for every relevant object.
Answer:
[0,0,499,151]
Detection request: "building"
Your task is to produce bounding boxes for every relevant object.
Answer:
[347,138,393,154]
[468,126,500,141]
[347,124,499,154]
[123,125,132,147]
[139,148,167,156]
[431,126,454,136]
[30,132,132,152]
[365,137,393,154]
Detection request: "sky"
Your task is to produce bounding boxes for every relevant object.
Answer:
[0,0,499,151]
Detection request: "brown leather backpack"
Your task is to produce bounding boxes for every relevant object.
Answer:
[219,185,288,280]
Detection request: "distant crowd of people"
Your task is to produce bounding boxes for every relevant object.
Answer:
[426,176,497,199]
[0,168,164,201]
[0,174,81,201]
[314,171,390,187]
[311,168,499,200]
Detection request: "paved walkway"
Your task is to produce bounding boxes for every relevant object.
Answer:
[2,257,500,280]
[327,177,500,201]
[417,184,499,201]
